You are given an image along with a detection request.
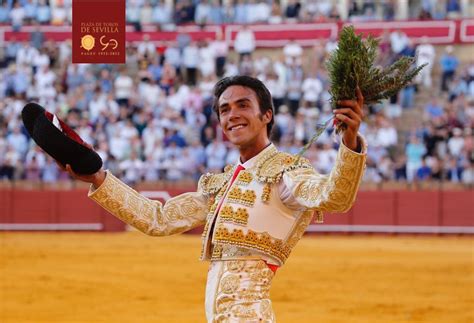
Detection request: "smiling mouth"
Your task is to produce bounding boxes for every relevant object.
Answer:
[229,124,247,131]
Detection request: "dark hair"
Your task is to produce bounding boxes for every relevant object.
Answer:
[212,75,274,136]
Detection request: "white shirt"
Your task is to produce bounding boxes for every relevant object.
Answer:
[137,41,156,58]
[416,43,435,66]
[283,43,303,59]
[390,31,409,54]
[114,75,133,99]
[376,126,398,147]
[183,45,200,68]
[234,30,256,54]
[302,77,323,102]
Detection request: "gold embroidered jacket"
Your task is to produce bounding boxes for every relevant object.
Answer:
[89,138,367,266]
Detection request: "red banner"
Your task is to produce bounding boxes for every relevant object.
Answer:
[72,0,125,64]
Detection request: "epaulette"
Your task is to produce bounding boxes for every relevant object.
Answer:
[255,152,313,184]
[199,164,235,197]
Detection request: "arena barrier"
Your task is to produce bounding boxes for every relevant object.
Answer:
[0,189,472,234]
[1,19,473,46]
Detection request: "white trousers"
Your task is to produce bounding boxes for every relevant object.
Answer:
[205,260,276,323]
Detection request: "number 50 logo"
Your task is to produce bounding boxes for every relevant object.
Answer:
[100,35,118,51]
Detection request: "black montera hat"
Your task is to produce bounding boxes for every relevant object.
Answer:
[21,102,102,175]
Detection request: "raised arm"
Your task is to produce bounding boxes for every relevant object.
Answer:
[281,87,367,213]
[281,137,367,213]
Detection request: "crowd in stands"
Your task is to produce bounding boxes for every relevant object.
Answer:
[0,0,468,30]
[0,25,473,187]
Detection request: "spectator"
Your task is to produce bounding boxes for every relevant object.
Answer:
[30,24,45,50]
[286,65,304,115]
[137,34,156,61]
[424,98,444,120]
[415,37,435,88]
[32,48,50,73]
[233,0,248,24]
[36,0,51,24]
[162,154,185,181]
[10,2,25,31]
[140,1,154,25]
[285,0,301,21]
[375,118,398,152]
[461,161,474,186]
[416,158,432,181]
[0,146,19,180]
[317,142,337,174]
[174,0,195,25]
[445,157,462,182]
[42,157,60,182]
[199,40,215,79]
[51,2,67,25]
[234,25,256,61]
[127,2,141,31]
[35,65,56,101]
[283,39,303,66]
[446,0,461,18]
[268,2,283,24]
[210,32,229,78]
[152,0,172,25]
[406,136,427,182]
[301,71,323,108]
[17,42,39,67]
[164,42,181,77]
[205,139,227,172]
[195,0,211,25]
[119,151,144,185]
[390,29,409,55]
[266,72,286,112]
[0,2,9,24]
[24,0,38,24]
[447,127,465,157]
[440,46,459,92]
[7,125,28,158]
[114,67,134,107]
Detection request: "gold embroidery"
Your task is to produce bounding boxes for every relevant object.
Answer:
[287,210,314,248]
[261,183,271,203]
[290,142,366,213]
[218,205,249,226]
[211,243,223,258]
[226,187,256,207]
[220,274,240,294]
[89,172,207,237]
[235,171,253,186]
[227,187,242,201]
[213,260,275,322]
[256,150,312,184]
[214,226,291,265]
[200,166,234,197]
[226,260,246,272]
[211,244,256,261]
[241,190,256,206]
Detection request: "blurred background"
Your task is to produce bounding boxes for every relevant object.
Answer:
[0,1,473,322]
